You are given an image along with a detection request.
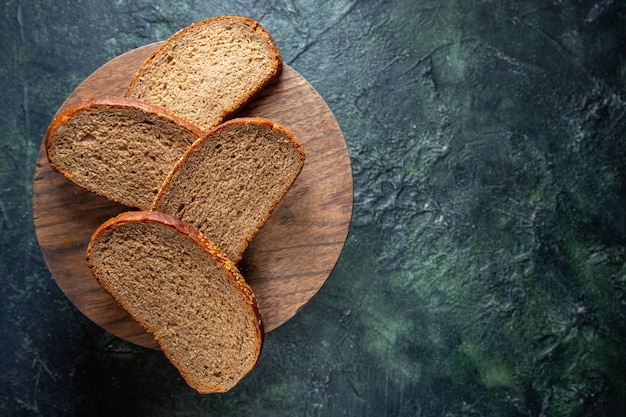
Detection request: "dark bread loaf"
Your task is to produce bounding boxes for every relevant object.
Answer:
[152,117,305,263]
[44,96,203,210]
[125,16,282,131]
[86,211,263,393]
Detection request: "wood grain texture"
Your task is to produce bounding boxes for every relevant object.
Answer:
[32,43,353,349]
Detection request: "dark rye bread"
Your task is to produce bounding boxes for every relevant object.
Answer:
[44,96,204,210]
[125,16,282,131]
[86,211,263,394]
[152,117,305,263]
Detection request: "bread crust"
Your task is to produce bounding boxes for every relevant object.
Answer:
[152,117,306,262]
[125,16,282,131]
[86,210,264,393]
[43,96,206,209]
[44,95,205,164]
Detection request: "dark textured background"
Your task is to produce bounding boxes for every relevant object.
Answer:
[2,1,625,416]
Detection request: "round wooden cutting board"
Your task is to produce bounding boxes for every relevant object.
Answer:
[32,43,353,349]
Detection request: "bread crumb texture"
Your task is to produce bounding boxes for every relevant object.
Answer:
[46,101,198,210]
[153,118,305,262]
[126,16,281,131]
[87,214,262,393]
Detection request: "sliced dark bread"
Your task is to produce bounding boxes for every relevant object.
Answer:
[44,96,204,210]
[125,16,282,131]
[86,210,263,393]
[152,117,305,263]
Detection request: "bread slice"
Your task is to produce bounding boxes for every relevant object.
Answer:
[86,211,263,394]
[152,117,305,263]
[125,16,282,131]
[44,96,204,210]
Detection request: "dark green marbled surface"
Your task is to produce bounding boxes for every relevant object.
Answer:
[1,1,625,416]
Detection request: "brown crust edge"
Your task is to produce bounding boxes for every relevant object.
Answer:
[43,96,205,209]
[86,210,264,393]
[124,16,283,131]
[151,117,306,263]
[44,95,205,157]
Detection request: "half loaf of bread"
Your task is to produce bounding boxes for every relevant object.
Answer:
[86,210,263,393]
[152,117,305,263]
[44,96,204,210]
[126,16,282,131]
